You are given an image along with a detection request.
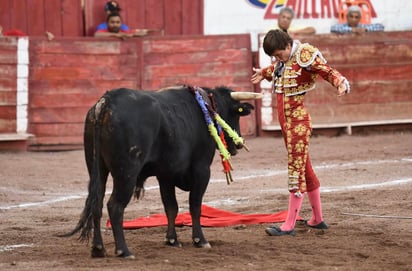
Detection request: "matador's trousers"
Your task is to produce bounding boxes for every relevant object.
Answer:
[276,93,320,193]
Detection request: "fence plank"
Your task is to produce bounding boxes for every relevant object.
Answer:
[142,0,164,30]
[10,0,28,33]
[61,0,84,36]
[44,0,63,36]
[26,0,46,36]
[182,0,203,34]
[0,0,12,28]
[164,0,183,35]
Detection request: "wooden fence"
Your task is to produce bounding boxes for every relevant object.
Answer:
[1,31,412,150]
[0,37,18,133]
[26,34,254,150]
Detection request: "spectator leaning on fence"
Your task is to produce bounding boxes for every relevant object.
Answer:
[94,1,148,39]
[96,1,130,32]
[94,13,147,40]
[94,12,130,39]
[272,7,316,35]
[331,5,384,34]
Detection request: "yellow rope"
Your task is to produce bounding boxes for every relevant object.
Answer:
[214,114,244,146]
[208,123,231,161]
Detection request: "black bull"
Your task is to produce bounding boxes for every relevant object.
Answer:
[61,85,261,258]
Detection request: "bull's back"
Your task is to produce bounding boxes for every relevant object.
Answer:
[95,88,215,177]
[98,89,163,164]
[106,88,201,141]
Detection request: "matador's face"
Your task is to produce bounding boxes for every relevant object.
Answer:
[271,43,292,63]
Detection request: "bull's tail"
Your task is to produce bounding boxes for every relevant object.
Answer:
[57,98,106,242]
[57,156,101,241]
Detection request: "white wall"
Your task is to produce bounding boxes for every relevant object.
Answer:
[204,0,412,51]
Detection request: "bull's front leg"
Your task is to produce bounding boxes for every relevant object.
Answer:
[189,191,211,248]
[159,184,182,247]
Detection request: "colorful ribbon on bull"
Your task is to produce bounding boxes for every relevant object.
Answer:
[192,87,244,184]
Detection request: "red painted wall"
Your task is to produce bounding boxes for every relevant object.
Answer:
[1,31,412,150]
[0,0,84,37]
[0,0,203,38]
[306,31,412,123]
[0,37,18,133]
[27,34,254,149]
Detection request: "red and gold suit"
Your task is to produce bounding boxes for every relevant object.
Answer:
[262,41,346,195]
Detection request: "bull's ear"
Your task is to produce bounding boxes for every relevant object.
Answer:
[235,102,254,116]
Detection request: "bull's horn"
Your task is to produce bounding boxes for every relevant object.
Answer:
[231,92,263,100]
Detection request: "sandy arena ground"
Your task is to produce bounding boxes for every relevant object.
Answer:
[1,132,411,271]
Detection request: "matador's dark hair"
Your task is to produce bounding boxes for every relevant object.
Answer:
[262,29,293,56]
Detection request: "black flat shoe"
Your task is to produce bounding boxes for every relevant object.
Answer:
[304,221,329,229]
[265,226,295,236]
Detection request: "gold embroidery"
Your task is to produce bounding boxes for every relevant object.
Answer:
[265,68,273,78]
[294,124,307,136]
[275,43,324,96]
[295,140,305,153]
[293,157,304,169]
[281,89,311,193]
[296,43,325,67]
[292,107,306,120]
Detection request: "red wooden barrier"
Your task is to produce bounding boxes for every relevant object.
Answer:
[0,37,18,133]
[2,31,412,151]
[26,34,254,150]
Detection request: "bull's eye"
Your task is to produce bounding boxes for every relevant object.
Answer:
[238,107,243,113]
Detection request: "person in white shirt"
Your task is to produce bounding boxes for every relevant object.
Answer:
[273,7,316,35]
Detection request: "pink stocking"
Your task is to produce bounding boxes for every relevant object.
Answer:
[307,187,324,225]
[280,193,304,231]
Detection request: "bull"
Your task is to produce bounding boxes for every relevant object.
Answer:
[61,85,261,258]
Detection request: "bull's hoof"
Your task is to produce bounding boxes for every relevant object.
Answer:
[165,238,182,248]
[192,238,211,249]
[115,249,135,259]
[91,245,106,258]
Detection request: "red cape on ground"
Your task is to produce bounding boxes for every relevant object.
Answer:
[107,205,302,229]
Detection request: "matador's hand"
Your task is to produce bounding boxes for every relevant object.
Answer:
[337,83,347,96]
[251,67,264,84]
[337,78,350,96]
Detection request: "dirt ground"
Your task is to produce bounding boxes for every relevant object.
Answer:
[1,132,411,271]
